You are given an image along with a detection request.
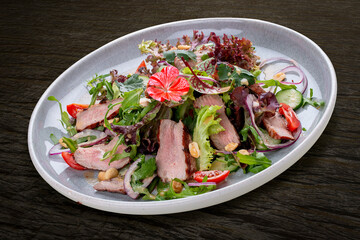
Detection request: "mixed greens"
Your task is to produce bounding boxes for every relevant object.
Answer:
[48,31,324,200]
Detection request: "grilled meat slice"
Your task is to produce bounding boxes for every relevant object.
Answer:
[74,136,130,170]
[76,98,122,131]
[263,112,294,140]
[93,177,125,193]
[156,120,196,182]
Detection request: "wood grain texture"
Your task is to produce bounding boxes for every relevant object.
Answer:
[1,0,359,239]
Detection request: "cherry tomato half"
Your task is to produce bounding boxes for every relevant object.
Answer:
[66,103,89,118]
[279,103,301,132]
[136,60,146,73]
[61,152,86,170]
[194,170,230,183]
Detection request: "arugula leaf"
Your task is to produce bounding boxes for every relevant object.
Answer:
[163,50,197,64]
[256,79,296,93]
[240,125,264,146]
[121,88,143,110]
[301,88,325,109]
[116,74,145,93]
[61,137,78,153]
[87,73,110,88]
[132,157,157,183]
[154,178,216,200]
[236,151,271,174]
[47,96,77,136]
[49,134,58,145]
[130,156,157,199]
[101,135,125,161]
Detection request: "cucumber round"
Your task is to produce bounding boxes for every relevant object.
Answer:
[276,89,303,110]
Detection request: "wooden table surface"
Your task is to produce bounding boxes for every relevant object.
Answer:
[1,0,359,239]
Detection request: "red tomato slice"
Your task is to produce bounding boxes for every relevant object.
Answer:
[61,152,86,170]
[194,170,230,183]
[279,103,301,132]
[66,103,89,118]
[136,60,146,73]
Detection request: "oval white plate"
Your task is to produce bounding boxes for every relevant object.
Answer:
[28,18,337,215]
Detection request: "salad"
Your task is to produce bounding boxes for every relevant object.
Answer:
[48,31,324,200]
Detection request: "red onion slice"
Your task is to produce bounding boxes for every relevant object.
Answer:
[49,143,71,155]
[188,182,216,187]
[259,57,308,94]
[49,129,108,155]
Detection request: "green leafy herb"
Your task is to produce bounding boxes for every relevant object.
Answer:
[116,74,145,93]
[256,79,296,93]
[49,134,58,145]
[47,96,77,136]
[302,127,307,131]
[132,157,157,183]
[217,63,256,86]
[120,88,143,110]
[138,40,157,54]
[163,50,197,64]
[131,156,157,199]
[61,137,78,153]
[211,154,239,172]
[301,88,325,109]
[75,135,97,144]
[101,135,125,161]
[153,178,216,200]
[236,151,271,174]
[87,74,110,88]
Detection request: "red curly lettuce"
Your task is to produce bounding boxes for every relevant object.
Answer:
[208,32,258,71]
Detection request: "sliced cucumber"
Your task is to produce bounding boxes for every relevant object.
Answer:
[259,128,281,145]
[276,88,303,110]
[210,159,239,172]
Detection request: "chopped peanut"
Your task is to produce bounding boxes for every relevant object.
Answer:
[59,138,68,148]
[98,171,106,181]
[225,142,238,152]
[177,45,191,50]
[170,46,177,50]
[240,78,249,86]
[238,149,250,155]
[172,180,183,193]
[103,118,119,127]
[189,142,200,158]
[139,97,151,107]
[104,168,119,180]
[273,72,286,81]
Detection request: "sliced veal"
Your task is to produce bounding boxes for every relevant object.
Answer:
[74,136,130,170]
[156,120,196,182]
[76,98,122,131]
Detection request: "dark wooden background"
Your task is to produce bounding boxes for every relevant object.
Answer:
[1,0,359,239]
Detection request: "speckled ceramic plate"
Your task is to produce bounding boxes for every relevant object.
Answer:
[28,18,337,215]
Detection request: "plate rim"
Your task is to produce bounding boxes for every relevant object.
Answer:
[28,17,337,215]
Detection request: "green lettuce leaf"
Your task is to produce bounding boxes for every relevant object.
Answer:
[116,74,145,93]
[193,105,225,170]
[47,96,77,136]
[163,50,197,64]
[151,178,216,200]
[236,151,271,174]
